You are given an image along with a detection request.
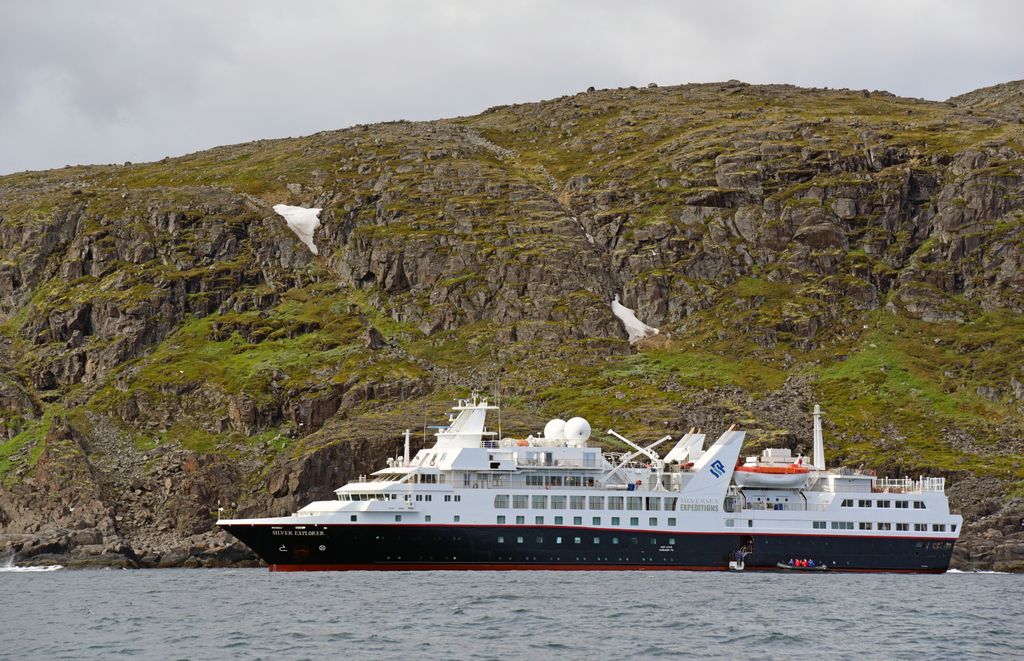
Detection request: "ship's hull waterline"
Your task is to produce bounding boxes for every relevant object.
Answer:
[221,523,956,573]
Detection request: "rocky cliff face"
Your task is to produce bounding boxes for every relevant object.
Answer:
[1,81,1022,570]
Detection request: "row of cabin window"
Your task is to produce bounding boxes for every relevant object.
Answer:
[839,499,926,509]
[813,521,954,532]
[523,475,596,487]
[495,515,677,527]
[493,495,675,511]
[496,535,675,546]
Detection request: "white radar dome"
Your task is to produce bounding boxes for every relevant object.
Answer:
[543,419,566,440]
[563,417,592,443]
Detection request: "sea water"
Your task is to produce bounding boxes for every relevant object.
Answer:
[2,568,1021,660]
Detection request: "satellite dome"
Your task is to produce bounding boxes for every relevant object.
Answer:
[563,417,592,444]
[543,419,566,440]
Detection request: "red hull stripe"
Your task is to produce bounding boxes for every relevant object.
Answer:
[227,522,957,543]
[269,563,946,574]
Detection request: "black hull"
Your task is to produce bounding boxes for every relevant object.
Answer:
[220,523,955,573]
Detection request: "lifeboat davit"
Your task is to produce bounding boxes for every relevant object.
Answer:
[733,463,810,489]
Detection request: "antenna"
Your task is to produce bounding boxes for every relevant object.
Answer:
[496,377,502,440]
[812,404,825,470]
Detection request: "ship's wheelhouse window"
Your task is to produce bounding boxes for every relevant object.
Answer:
[573,516,583,525]
[841,499,853,508]
[646,498,661,511]
[914,523,927,531]
[611,517,621,526]
[812,521,826,529]
[607,496,624,510]
[512,495,528,509]
[630,517,639,526]
[494,495,509,508]
[554,516,564,525]
[497,515,506,524]
[663,498,678,511]
[420,474,438,484]
[627,497,642,511]
[515,516,525,524]
[570,496,585,510]
[589,496,604,510]
[877,523,891,530]
[877,500,891,508]
[858,499,871,508]
[535,516,544,525]
[913,501,926,509]
[550,496,567,509]
[532,495,547,509]
[649,517,658,526]
[896,523,909,531]
[667,517,676,527]
[859,522,873,530]
[592,517,601,526]
[526,475,543,486]
[933,524,946,532]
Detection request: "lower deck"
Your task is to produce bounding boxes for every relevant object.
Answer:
[220,522,956,573]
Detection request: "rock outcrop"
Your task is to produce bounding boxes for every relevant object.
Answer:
[1,81,1022,569]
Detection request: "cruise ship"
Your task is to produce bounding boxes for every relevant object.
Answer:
[218,394,962,572]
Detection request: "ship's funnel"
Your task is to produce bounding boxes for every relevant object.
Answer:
[812,404,825,470]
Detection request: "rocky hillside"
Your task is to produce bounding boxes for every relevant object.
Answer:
[1,80,1022,570]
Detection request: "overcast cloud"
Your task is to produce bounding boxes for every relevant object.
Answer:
[1,0,1022,174]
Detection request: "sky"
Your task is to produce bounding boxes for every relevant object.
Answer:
[1,0,1022,175]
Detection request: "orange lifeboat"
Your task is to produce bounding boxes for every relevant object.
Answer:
[733,450,811,489]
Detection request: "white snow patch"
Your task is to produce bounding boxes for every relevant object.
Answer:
[273,204,322,255]
[611,295,659,344]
